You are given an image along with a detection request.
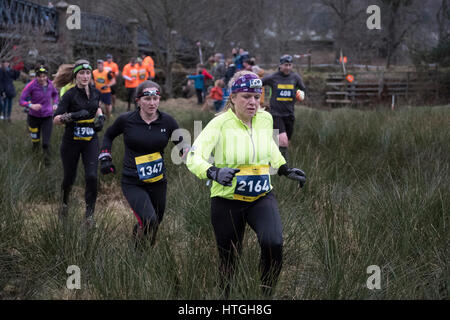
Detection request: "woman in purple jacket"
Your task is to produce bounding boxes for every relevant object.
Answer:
[20,66,59,166]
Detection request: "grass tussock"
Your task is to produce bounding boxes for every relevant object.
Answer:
[0,98,449,300]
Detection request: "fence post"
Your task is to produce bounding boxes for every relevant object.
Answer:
[406,72,410,99]
[307,49,312,71]
[55,1,73,62]
[435,66,440,101]
[127,18,139,59]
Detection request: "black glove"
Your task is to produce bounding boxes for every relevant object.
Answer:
[278,164,306,188]
[70,109,90,121]
[99,151,115,175]
[59,109,90,124]
[207,166,240,187]
[94,114,106,132]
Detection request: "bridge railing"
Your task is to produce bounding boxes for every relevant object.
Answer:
[70,11,132,47]
[0,0,58,38]
[1,0,152,52]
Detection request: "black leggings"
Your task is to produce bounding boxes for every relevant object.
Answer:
[211,192,283,295]
[27,115,53,153]
[195,89,203,104]
[273,115,295,140]
[60,136,99,218]
[121,180,167,242]
[126,87,136,110]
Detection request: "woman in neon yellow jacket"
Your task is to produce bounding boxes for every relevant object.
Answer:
[186,70,307,297]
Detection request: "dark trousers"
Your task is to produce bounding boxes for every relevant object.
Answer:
[126,87,137,111]
[122,180,167,245]
[60,136,99,218]
[211,192,283,296]
[1,97,12,119]
[27,115,53,157]
[195,89,204,104]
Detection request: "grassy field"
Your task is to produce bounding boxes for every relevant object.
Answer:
[0,95,449,300]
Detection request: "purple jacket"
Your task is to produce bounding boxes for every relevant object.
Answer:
[20,79,59,118]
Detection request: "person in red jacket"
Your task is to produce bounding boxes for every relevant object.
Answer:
[208,79,224,112]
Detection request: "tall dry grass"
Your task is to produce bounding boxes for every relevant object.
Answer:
[1,97,448,299]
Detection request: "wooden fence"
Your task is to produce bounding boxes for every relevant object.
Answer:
[326,71,442,107]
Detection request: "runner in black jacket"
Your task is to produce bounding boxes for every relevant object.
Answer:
[262,55,306,162]
[53,59,106,227]
[99,80,185,247]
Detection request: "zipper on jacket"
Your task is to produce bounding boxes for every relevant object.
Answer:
[244,122,256,163]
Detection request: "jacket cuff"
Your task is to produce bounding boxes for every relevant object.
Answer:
[277,164,289,176]
[206,166,219,180]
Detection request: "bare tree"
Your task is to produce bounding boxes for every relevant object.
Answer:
[319,0,368,58]
[437,0,450,44]
[103,0,209,98]
[0,22,62,72]
[379,0,421,68]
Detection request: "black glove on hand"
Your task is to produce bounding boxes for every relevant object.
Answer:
[207,166,240,187]
[278,164,307,188]
[94,114,106,132]
[70,109,90,121]
[99,151,115,175]
[58,113,72,124]
[59,109,90,124]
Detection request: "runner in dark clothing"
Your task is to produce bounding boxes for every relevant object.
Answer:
[262,55,306,162]
[99,80,185,247]
[53,59,106,227]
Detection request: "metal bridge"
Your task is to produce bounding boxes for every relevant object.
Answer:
[0,0,58,39]
[0,0,151,51]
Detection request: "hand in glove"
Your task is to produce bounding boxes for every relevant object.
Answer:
[296,90,305,102]
[207,166,241,187]
[99,151,115,175]
[278,164,306,188]
[94,114,106,132]
[59,109,90,124]
[70,109,90,121]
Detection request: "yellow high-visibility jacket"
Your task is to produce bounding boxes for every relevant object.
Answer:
[186,108,286,200]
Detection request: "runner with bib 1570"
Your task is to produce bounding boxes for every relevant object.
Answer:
[53,59,106,228]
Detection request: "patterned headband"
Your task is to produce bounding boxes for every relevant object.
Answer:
[231,74,263,94]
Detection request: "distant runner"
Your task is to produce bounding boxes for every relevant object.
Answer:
[93,59,116,118]
[262,55,306,162]
[122,57,139,111]
[104,54,120,111]
[19,66,59,166]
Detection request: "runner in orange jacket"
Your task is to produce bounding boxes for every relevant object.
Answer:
[93,59,116,118]
[104,54,120,111]
[141,54,155,80]
[122,57,139,111]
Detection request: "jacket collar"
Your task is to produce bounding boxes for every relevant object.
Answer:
[227,108,259,128]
